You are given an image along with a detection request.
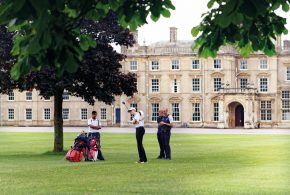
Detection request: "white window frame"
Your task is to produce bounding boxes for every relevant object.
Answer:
[192,103,201,122]
[80,108,88,120]
[129,61,138,71]
[8,108,14,120]
[260,101,272,121]
[213,102,219,121]
[172,103,180,122]
[151,79,159,93]
[151,60,159,71]
[240,78,248,89]
[214,78,222,92]
[214,59,221,69]
[25,108,32,120]
[282,91,290,121]
[260,58,268,69]
[259,78,268,92]
[43,108,51,120]
[192,78,200,92]
[171,60,180,70]
[8,91,14,101]
[287,67,290,81]
[240,59,248,70]
[172,79,179,93]
[192,60,200,70]
[151,103,159,122]
[62,108,70,120]
[100,108,107,120]
[26,92,32,101]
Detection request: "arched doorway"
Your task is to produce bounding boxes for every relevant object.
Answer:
[228,102,244,128]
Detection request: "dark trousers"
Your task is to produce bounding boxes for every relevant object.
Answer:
[161,131,171,159]
[88,132,104,160]
[157,132,165,157]
[136,127,147,162]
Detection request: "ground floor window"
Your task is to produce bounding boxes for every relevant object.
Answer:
[81,108,87,120]
[151,103,159,121]
[260,101,271,121]
[8,108,14,120]
[62,108,69,120]
[100,108,107,120]
[192,103,201,121]
[43,108,51,120]
[130,103,138,120]
[172,103,180,121]
[213,103,219,121]
[26,108,32,120]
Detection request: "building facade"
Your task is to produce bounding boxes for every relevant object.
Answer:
[1,27,290,128]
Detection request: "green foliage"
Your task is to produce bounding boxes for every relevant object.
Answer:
[192,0,290,57]
[0,0,175,80]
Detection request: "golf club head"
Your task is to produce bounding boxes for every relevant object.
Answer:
[122,101,125,104]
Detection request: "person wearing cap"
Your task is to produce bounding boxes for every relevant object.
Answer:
[87,110,105,160]
[128,107,147,163]
[159,108,173,160]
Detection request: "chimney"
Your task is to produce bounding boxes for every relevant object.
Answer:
[284,40,290,50]
[132,30,139,45]
[170,27,177,42]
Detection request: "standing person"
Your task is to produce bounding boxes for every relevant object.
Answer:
[160,108,173,160]
[128,107,147,163]
[156,109,165,159]
[87,111,105,160]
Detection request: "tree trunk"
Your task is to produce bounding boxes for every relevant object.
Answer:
[53,88,64,152]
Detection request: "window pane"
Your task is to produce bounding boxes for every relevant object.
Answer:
[151,103,159,121]
[101,108,107,120]
[192,103,200,121]
[172,103,180,121]
[26,108,32,120]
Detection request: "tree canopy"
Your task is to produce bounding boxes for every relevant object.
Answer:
[192,0,290,57]
[0,13,138,151]
[0,0,175,80]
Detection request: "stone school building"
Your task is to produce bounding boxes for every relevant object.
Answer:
[1,27,290,128]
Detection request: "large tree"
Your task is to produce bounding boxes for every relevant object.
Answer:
[0,0,175,80]
[0,13,137,152]
[192,0,290,57]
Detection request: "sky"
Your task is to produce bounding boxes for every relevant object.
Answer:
[136,0,290,45]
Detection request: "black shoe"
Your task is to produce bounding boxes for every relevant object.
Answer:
[157,156,165,159]
[164,158,171,160]
[136,160,147,164]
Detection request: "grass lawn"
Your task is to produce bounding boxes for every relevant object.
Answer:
[0,132,289,195]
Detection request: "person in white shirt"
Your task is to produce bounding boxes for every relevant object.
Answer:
[128,107,147,163]
[87,111,104,160]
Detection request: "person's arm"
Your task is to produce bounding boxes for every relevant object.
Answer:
[160,115,174,127]
[88,119,100,130]
[132,114,139,124]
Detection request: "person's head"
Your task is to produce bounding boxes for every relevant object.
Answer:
[159,109,163,116]
[163,108,169,115]
[128,107,136,115]
[92,111,97,119]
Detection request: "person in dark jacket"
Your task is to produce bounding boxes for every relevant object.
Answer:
[159,108,173,160]
[156,109,165,159]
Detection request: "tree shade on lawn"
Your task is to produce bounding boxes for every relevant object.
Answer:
[0,132,289,194]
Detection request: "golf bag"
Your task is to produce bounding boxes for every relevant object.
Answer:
[86,135,99,161]
[66,134,88,162]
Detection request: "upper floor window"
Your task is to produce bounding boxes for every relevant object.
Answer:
[8,91,14,101]
[151,103,159,121]
[214,59,221,69]
[192,78,200,92]
[151,79,159,92]
[130,61,138,71]
[240,78,248,89]
[260,59,268,69]
[192,103,201,121]
[80,108,88,120]
[171,60,179,70]
[172,79,179,93]
[240,59,247,70]
[100,108,107,120]
[172,103,180,121]
[192,60,200,69]
[151,61,159,71]
[62,91,69,100]
[26,92,32,101]
[287,67,290,81]
[260,78,268,92]
[214,78,222,92]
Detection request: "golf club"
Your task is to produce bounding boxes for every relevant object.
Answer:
[122,101,129,111]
